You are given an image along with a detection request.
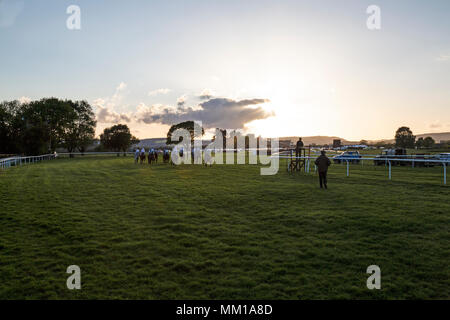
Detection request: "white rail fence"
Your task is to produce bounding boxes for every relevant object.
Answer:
[279,155,448,185]
[0,152,136,169]
[1,152,448,185]
[0,154,57,169]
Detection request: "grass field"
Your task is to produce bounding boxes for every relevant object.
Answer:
[0,156,449,299]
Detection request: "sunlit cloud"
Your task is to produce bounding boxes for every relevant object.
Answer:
[136,97,272,129]
[197,89,214,100]
[148,88,171,96]
[93,82,131,123]
[176,95,187,107]
[95,105,132,123]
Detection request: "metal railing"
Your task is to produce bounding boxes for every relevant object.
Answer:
[2,151,448,185]
[278,155,449,185]
[0,154,57,169]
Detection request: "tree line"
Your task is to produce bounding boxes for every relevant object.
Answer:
[0,98,96,155]
[395,126,438,149]
[0,98,142,156]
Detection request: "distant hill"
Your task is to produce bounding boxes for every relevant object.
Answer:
[132,138,168,149]
[133,132,450,148]
[369,132,450,144]
[131,138,212,149]
[279,132,450,146]
[278,136,359,146]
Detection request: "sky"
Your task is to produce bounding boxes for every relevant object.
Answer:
[0,0,449,140]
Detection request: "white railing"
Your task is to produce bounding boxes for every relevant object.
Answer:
[278,155,449,185]
[57,152,135,156]
[2,152,448,185]
[0,154,57,169]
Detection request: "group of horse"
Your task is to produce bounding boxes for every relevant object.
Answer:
[135,148,214,166]
[136,149,171,165]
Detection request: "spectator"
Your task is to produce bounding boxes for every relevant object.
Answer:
[296,137,304,158]
[314,150,331,189]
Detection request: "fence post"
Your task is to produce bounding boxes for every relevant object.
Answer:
[289,149,292,173]
[346,160,349,177]
[389,161,392,180]
[444,163,447,185]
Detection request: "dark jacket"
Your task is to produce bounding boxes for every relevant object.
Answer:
[315,155,331,172]
[296,140,304,150]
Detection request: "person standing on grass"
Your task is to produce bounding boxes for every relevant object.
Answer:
[314,150,331,189]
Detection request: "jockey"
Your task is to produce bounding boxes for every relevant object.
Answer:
[140,147,145,155]
[134,148,140,163]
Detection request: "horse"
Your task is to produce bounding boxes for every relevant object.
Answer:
[148,151,156,164]
[163,151,170,164]
[154,151,158,164]
[140,152,146,164]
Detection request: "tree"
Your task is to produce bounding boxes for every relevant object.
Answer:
[423,136,435,149]
[166,121,204,145]
[22,98,76,152]
[22,126,49,155]
[360,140,368,145]
[0,101,15,153]
[1,98,99,156]
[100,124,139,154]
[416,137,424,149]
[395,126,415,148]
[62,101,97,155]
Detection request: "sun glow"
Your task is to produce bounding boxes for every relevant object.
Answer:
[244,69,338,138]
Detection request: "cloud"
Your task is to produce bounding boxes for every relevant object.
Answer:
[177,95,187,107]
[116,82,127,91]
[136,97,272,129]
[93,82,131,123]
[95,105,132,123]
[198,89,214,100]
[0,0,24,28]
[148,88,171,96]
[436,54,450,62]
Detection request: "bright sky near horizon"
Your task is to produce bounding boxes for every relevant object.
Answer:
[1,0,449,140]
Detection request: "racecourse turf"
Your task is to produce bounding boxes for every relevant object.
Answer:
[0,155,448,299]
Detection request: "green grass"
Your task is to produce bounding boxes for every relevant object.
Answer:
[0,156,449,299]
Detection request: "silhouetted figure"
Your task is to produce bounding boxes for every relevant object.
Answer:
[314,150,331,189]
[296,137,304,158]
